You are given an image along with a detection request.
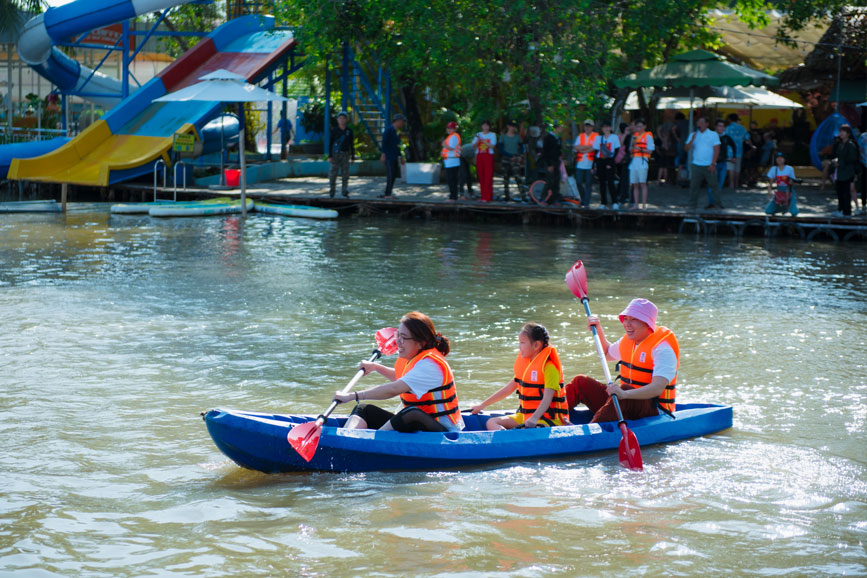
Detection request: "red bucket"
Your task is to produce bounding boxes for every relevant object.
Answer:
[224,169,241,187]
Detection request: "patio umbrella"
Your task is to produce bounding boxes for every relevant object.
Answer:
[154,69,289,217]
[616,49,780,127]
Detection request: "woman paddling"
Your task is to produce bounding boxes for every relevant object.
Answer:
[333,311,464,432]
[565,298,679,423]
[471,323,569,429]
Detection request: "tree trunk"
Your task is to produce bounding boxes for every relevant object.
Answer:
[400,80,425,162]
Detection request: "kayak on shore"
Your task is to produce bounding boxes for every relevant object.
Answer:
[202,403,733,473]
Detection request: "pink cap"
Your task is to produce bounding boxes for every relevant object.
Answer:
[619,298,657,332]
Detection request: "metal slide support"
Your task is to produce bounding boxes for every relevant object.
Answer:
[153,158,166,201]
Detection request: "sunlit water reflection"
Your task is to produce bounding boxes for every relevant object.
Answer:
[1,205,864,576]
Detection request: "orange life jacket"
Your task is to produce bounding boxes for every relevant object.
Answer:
[617,326,678,413]
[631,131,651,159]
[575,132,599,163]
[441,133,461,159]
[513,346,568,426]
[395,348,461,426]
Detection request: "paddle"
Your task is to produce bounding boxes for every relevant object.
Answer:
[565,260,644,471]
[287,327,398,462]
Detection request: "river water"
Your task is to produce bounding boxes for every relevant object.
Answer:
[1,206,865,577]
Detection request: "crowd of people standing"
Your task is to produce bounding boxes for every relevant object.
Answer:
[353,112,867,217]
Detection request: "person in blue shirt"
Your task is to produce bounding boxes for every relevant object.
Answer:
[380,114,406,198]
[724,113,749,189]
[277,111,293,160]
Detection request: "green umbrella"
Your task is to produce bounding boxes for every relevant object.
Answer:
[615,49,779,90]
[615,49,779,128]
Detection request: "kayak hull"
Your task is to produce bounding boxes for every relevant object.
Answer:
[255,201,338,219]
[202,403,733,473]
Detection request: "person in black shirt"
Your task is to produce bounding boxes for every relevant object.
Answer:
[328,111,354,198]
[539,122,564,205]
[380,114,405,198]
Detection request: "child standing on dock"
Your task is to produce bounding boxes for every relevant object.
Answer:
[471,323,569,430]
[764,152,799,217]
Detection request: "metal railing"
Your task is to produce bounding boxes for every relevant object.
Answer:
[173,161,187,202]
[1,127,68,146]
[153,159,166,201]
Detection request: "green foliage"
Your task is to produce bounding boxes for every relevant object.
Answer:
[151,3,221,58]
[272,0,846,136]
[297,100,326,134]
[0,0,42,37]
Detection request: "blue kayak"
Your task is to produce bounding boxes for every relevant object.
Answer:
[202,403,732,473]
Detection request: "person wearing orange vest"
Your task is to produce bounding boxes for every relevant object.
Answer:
[442,122,462,201]
[334,311,464,432]
[471,323,570,430]
[564,298,679,423]
[628,119,655,210]
[573,119,599,207]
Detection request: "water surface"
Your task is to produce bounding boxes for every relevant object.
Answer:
[1,206,865,576]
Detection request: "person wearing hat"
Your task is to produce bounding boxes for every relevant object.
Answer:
[328,110,354,198]
[764,151,799,216]
[380,114,406,198]
[441,121,462,201]
[564,298,680,423]
[573,119,599,207]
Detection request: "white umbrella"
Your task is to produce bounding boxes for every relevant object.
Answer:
[154,69,289,217]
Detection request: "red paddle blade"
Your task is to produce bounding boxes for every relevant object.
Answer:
[565,260,589,300]
[618,424,644,471]
[287,421,322,462]
[375,327,399,356]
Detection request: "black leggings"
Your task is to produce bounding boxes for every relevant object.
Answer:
[350,404,448,433]
[836,177,853,215]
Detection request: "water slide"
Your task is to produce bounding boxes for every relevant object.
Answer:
[8,5,296,187]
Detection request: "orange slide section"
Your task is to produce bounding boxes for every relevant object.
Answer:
[7,121,198,187]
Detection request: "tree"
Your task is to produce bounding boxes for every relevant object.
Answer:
[0,0,42,37]
[273,0,850,158]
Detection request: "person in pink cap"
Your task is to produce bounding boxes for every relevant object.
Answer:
[564,298,680,423]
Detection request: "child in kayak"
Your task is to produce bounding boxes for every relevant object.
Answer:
[471,323,570,429]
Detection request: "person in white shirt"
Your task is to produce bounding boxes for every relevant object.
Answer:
[441,122,462,201]
[628,119,655,210]
[685,116,722,211]
[336,312,464,433]
[472,121,497,202]
[764,152,799,216]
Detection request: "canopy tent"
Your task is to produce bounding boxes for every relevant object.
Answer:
[624,86,801,111]
[616,49,780,128]
[154,70,288,217]
[710,9,828,72]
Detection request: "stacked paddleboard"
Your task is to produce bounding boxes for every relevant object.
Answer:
[0,200,62,213]
[111,198,338,219]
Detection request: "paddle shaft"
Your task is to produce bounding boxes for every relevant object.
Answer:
[581,297,627,425]
[315,349,382,426]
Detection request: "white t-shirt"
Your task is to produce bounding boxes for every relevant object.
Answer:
[766,165,795,190]
[609,338,677,383]
[442,134,461,168]
[573,133,599,169]
[687,129,721,167]
[628,133,655,170]
[398,358,465,431]
[473,132,497,155]
[594,134,620,160]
